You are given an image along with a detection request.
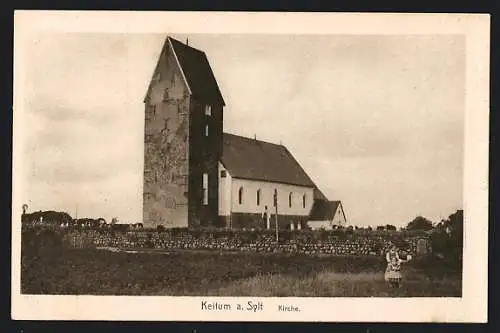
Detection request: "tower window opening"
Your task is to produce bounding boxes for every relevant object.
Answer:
[202,173,208,205]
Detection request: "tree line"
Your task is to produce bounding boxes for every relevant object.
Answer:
[21,210,143,229]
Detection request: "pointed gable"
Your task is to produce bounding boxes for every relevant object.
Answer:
[144,38,170,103]
[144,36,225,106]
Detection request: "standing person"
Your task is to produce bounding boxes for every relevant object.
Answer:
[384,244,412,288]
[262,205,271,230]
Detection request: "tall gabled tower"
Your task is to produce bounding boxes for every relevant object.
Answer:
[143,36,225,228]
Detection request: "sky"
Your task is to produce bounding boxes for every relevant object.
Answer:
[19,33,465,227]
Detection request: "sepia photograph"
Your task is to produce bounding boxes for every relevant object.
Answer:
[12,11,489,322]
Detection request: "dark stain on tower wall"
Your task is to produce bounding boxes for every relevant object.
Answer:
[143,42,190,228]
[188,99,223,228]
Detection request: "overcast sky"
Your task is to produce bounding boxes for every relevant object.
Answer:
[19,33,464,227]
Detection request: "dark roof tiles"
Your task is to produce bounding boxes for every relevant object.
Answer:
[309,200,342,221]
[144,36,225,106]
[221,133,315,188]
[313,187,328,201]
[168,37,225,105]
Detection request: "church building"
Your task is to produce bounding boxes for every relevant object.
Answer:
[142,36,347,229]
[219,132,316,230]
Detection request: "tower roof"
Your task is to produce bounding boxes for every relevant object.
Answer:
[144,36,225,106]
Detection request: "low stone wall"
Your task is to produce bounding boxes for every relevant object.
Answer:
[53,227,432,257]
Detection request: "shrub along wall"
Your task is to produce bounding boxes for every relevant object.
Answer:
[22,225,433,257]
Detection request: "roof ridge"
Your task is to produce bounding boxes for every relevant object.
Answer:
[144,35,225,106]
[221,132,316,188]
[223,132,284,148]
[168,35,225,106]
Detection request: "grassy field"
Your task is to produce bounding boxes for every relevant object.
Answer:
[21,247,462,297]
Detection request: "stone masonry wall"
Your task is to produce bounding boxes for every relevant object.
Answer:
[143,41,190,228]
[56,228,432,257]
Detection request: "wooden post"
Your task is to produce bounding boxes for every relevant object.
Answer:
[274,191,278,244]
[275,206,279,243]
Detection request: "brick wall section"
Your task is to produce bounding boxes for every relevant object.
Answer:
[230,213,309,230]
[50,228,432,257]
[143,42,190,228]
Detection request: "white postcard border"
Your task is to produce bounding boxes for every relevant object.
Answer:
[11,11,490,323]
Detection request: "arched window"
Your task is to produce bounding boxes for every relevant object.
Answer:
[256,189,261,206]
[302,194,306,208]
[238,187,244,205]
[289,192,293,208]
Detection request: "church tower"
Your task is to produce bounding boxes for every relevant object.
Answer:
[143,36,225,228]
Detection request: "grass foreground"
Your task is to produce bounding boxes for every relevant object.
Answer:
[21,246,461,297]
